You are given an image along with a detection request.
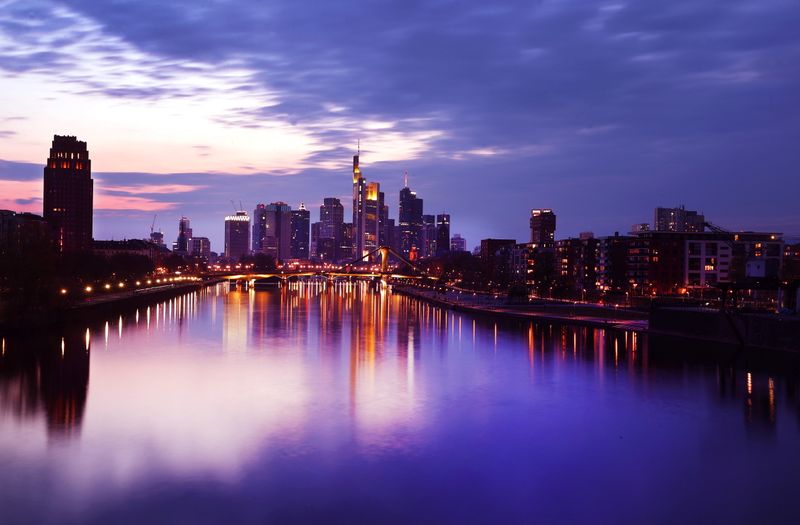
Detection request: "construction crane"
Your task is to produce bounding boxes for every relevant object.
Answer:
[150,214,157,236]
[702,221,738,251]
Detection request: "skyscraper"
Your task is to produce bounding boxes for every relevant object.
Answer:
[399,180,423,257]
[352,152,367,257]
[252,203,267,253]
[339,223,354,262]
[450,233,467,252]
[436,214,450,256]
[43,135,93,252]
[290,203,310,260]
[310,222,321,259]
[224,211,250,260]
[530,209,556,245]
[320,197,344,240]
[264,202,292,261]
[175,216,192,254]
[364,182,384,256]
[189,237,211,259]
[421,214,437,258]
[319,197,344,260]
[150,230,164,246]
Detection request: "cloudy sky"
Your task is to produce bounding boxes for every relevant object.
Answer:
[1,0,798,250]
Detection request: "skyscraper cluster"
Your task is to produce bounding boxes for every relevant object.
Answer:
[212,149,460,265]
[303,151,457,264]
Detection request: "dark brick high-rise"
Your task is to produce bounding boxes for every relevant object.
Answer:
[43,135,93,252]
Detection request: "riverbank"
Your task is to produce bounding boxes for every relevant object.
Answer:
[71,281,208,312]
[391,284,649,332]
[392,284,800,353]
[0,279,222,331]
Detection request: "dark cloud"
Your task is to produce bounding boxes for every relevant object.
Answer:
[1,0,799,244]
[14,197,40,205]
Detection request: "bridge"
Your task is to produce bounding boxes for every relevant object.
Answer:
[209,246,426,285]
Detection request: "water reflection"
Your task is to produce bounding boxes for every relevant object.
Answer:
[0,329,90,439]
[1,283,799,523]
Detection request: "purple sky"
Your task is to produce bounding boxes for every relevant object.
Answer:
[1,0,799,251]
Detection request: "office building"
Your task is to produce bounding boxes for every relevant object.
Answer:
[450,234,467,252]
[310,222,321,259]
[224,211,250,260]
[320,197,344,259]
[364,182,384,256]
[436,214,450,256]
[384,216,397,253]
[421,214,437,258]
[252,203,267,253]
[43,135,93,252]
[339,223,354,262]
[317,237,337,261]
[290,203,310,260]
[399,181,423,257]
[352,152,368,257]
[264,202,292,261]
[320,197,344,242]
[150,230,164,246]
[175,216,192,254]
[352,151,385,259]
[189,237,211,259]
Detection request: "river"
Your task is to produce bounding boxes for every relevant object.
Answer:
[1,282,799,524]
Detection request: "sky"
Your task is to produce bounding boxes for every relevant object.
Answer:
[1,0,799,251]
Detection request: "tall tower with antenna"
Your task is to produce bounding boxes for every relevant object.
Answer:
[352,141,367,257]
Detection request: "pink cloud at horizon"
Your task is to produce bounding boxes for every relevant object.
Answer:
[0,179,176,212]
[94,194,176,211]
[99,183,207,195]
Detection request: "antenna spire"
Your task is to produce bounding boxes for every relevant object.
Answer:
[357,139,360,156]
[404,170,409,188]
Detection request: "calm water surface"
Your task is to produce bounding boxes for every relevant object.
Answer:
[1,283,799,524]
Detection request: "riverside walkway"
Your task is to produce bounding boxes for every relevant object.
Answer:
[393,285,649,332]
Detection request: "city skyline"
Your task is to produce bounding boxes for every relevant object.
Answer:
[1,0,798,248]
[2,3,800,523]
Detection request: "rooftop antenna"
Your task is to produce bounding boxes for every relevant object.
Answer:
[357,139,360,156]
[403,170,409,188]
[230,200,237,214]
[239,200,243,212]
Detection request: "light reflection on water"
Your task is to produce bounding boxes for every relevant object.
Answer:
[0,282,799,524]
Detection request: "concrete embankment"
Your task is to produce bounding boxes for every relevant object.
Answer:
[392,285,648,332]
[650,307,800,352]
[71,281,212,313]
[392,286,800,352]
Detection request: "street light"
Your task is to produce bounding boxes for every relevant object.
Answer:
[85,286,93,293]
